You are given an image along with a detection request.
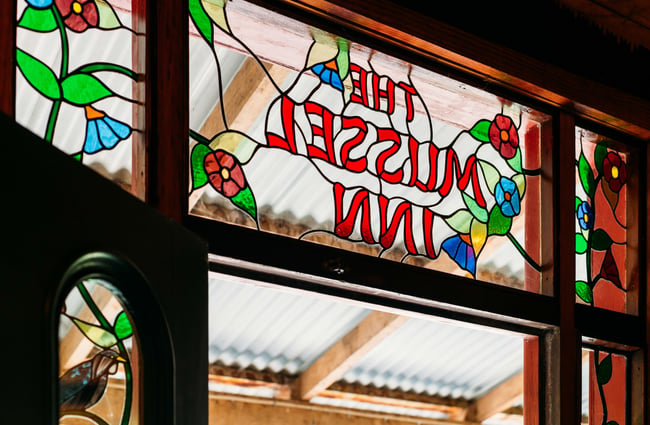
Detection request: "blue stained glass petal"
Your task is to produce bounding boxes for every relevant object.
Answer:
[331,74,343,90]
[103,116,131,139]
[96,119,120,149]
[322,69,332,84]
[500,177,516,192]
[27,0,53,8]
[455,241,467,267]
[501,202,514,217]
[83,121,102,154]
[511,193,521,215]
[495,184,505,205]
[466,247,476,275]
[312,64,324,75]
[442,236,461,259]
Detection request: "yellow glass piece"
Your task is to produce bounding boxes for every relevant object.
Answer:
[611,166,619,179]
[72,1,83,14]
[470,220,487,255]
[221,168,230,180]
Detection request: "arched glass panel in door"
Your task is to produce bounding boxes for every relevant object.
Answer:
[59,278,139,425]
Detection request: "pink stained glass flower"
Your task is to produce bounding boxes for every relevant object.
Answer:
[488,114,519,159]
[55,0,98,32]
[204,150,247,198]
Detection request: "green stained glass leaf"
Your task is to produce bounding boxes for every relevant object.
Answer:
[189,0,214,43]
[71,317,118,348]
[113,311,133,340]
[96,0,122,29]
[576,233,588,254]
[594,142,608,175]
[462,193,488,223]
[72,152,83,162]
[478,160,500,194]
[191,143,212,189]
[488,205,511,236]
[575,196,582,212]
[575,281,593,303]
[597,354,613,385]
[61,73,113,105]
[469,119,491,142]
[335,38,350,79]
[231,186,257,220]
[445,210,473,234]
[578,151,595,196]
[507,148,522,173]
[18,6,57,32]
[512,173,526,197]
[16,48,60,100]
[592,228,613,251]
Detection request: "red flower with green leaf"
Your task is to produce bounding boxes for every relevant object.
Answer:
[55,0,98,32]
[488,114,519,159]
[600,248,622,289]
[602,152,627,193]
[204,150,247,198]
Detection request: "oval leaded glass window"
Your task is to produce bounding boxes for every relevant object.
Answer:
[59,279,138,425]
[188,0,552,292]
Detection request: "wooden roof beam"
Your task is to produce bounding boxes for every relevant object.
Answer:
[292,310,408,400]
[463,371,523,422]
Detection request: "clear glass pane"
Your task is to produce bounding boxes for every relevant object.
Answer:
[208,272,536,424]
[189,1,551,292]
[59,279,138,424]
[575,127,638,314]
[15,0,143,194]
[581,347,627,425]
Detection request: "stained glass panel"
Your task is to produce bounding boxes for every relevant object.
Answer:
[15,0,142,193]
[189,0,551,291]
[59,279,138,425]
[575,128,638,314]
[581,347,627,425]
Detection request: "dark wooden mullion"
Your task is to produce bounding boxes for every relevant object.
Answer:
[644,143,650,424]
[189,215,558,328]
[1,1,15,117]
[556,112,580,425]
[576,304,644,348]
[145,0,188,221]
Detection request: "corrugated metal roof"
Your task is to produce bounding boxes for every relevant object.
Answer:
[208,272,524,404]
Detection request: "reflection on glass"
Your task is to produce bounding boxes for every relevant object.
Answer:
[59,280,137,425]
[189,0,550,291]
[575,128,637,314]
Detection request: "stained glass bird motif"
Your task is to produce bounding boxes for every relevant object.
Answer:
[59,349,126,411]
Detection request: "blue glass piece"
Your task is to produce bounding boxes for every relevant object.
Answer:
[331,73,343,90]
[96,119,120,149]
[26,0,53,9]
[83,120,102,154]
[103,116,131,139]
[312,63,324,75]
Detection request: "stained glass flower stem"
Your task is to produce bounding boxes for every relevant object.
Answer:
[190,129,211,145]
[45,6,69,144]
[507,232,541,271]
[77,283,132,425]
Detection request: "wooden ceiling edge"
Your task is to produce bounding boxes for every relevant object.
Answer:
[269,0,650,140]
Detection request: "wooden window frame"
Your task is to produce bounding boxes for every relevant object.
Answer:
[3,0,648,423]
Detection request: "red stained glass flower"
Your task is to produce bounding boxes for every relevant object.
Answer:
[204,150,246,198]
[600,248,622,289]
[602,152,627,193]
[55,0,98,32]
[488,114,519,159]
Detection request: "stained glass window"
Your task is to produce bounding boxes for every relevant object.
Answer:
[574,127,638,314]
[581,347,628,425]
[59,279,138,425]
[15,0,142,193]
[188,0,551,291]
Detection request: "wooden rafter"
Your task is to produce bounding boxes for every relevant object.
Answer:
[464,371,523,422]
[292,310,408,400]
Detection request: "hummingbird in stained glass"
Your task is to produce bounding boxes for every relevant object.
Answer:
[59,349,126,411]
